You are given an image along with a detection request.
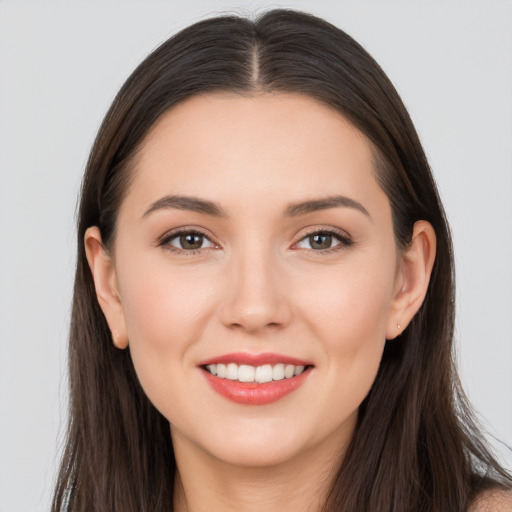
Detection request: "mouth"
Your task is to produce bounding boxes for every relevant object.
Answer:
[203,362,309,383]
[198,353,313,405]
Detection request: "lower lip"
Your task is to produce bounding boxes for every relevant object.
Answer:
[202,367,312,405]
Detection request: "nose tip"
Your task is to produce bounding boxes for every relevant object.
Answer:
[226,304,285,333]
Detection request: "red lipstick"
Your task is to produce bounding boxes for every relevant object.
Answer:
[199,352,311,367]
[198,352,313,406]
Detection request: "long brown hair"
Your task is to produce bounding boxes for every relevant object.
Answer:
[52,9,511,511]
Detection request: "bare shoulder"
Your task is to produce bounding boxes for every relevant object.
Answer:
[470,489,512,512]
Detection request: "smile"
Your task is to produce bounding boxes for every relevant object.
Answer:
[204,363,307,383]
[199,353,313,405]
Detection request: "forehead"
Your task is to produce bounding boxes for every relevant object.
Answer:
[123,92,388,218]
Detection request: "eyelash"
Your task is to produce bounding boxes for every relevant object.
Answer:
[158,228,353,255]
[158,229,217,255]
[294,228,353,255]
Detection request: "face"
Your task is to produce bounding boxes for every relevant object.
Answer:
[102,93,406,467]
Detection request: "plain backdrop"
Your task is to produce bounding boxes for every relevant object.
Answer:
[0,1,511,510]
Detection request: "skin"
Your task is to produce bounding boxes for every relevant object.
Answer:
[471,490,512,512]
[85,92,437,512]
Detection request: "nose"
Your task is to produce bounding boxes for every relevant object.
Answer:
[219,246,292,333]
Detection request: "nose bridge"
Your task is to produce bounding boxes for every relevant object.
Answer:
[221,235,290,332]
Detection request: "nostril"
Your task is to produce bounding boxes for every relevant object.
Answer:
[227,320,284,332]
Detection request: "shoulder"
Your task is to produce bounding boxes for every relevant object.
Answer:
[470,489,512,512]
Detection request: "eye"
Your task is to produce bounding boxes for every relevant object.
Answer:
[161,231,216,252]
[294,230,351,251]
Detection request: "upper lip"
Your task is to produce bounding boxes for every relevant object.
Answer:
[198,352,313,367]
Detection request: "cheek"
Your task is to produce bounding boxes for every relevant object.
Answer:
[116,262,219,410]
[295,256,396,395]
[299,260,395,344]
[120,260,217,346]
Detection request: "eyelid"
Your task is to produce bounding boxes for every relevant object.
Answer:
[156,225,353,254]
[157,226,220,251]
[291,226,353,252]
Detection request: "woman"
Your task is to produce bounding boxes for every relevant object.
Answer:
[52,9,512,512]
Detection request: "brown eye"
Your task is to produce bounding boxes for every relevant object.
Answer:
[179,233,204,250]
[163,231,215,251]
[309,233,333,250]
[295,230,352,252]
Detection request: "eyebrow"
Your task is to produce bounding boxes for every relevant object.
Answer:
[142,194,370,219]
[142,195,227,219]
[284,195,370,218]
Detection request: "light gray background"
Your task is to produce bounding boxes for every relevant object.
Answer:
[1,1,511,511]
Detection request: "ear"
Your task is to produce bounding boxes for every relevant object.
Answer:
[386,220,437,340]
[84,226,128,349]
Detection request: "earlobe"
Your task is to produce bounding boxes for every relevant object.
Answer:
[386,220,436,340]
[84,227,129,349]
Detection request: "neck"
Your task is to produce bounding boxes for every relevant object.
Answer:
[171,425,353,512]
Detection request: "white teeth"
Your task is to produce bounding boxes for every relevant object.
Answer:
[255,364,273,383]
[238,364,255,382]
[294,365,305,376]
[216,364,226,378]
[272,364,285,381]
[226,363,238,380]
[204,362,308,382]
[284,365,295,379]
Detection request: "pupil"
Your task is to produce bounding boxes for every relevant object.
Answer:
[310,233,332,250]
[181,233,202,250]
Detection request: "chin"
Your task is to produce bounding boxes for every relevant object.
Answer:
[194,416,348,470]
[210,438,307,468]
[172,418,313,469]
